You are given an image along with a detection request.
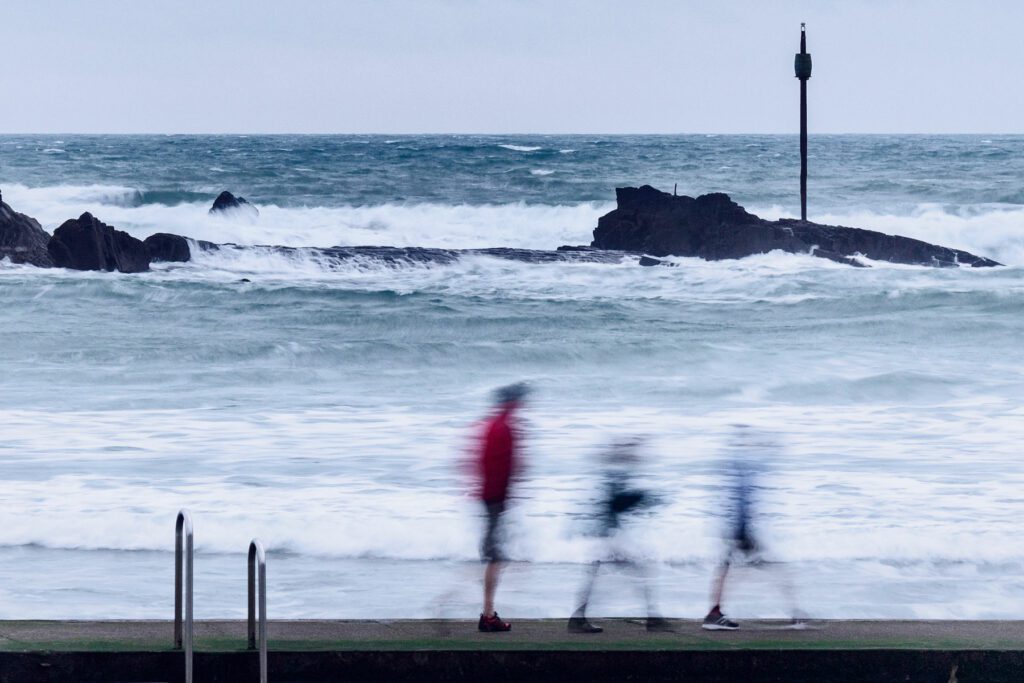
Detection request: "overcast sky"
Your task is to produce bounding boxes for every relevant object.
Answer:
[3,0,1022,134]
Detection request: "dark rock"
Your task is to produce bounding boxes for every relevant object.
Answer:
[48,212,150,273]
[638,256,662,267]
[210,191,259,216]
[592,185,1001,268]
[0,192,53,267]
[144,233,192,262]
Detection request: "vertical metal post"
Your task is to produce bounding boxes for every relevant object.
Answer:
[794,23,813,221]
[175,510,194,683]
[800,77,807,221]
[175,518,183,649]
[248,539,268,683]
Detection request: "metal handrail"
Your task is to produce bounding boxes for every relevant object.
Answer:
[175,510,194,683]
[248,538,268,683]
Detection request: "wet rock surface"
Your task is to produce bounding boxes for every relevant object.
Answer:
[0,189,53,267]
[592,185,1001,268]
[209,190,259,216]
[47,212,151,273]
[143,233,192,262]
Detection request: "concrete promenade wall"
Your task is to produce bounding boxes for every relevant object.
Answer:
[3,649,1023,683]
[2,620,1024,682]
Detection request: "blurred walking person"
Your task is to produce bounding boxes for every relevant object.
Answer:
[568,437,671,633]
[702,425,804,631]
[475,382,529,632]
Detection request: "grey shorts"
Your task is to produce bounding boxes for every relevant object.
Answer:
[480,500,506,562]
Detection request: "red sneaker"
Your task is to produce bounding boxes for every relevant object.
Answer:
[478,612,512,632]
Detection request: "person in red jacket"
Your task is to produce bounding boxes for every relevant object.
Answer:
[476,382,529,632]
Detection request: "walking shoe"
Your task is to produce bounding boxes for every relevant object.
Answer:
[567,616,603,633]
[787,609,809,630]
[478,612,512,632]
[702,608,739,631]
[645,616,675,632]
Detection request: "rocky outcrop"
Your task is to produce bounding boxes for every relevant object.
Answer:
[144,233,192,262]
[48,213,150,273]
[7,183,1004,274]
[209,191,259,216]
[0,189,53,267]
[592,186,1001,268]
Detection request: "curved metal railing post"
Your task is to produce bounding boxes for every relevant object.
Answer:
[175,510,194,683]
[248,539,268,683]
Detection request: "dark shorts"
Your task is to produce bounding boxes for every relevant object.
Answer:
[730,523,759,556]
[480,500,506,562]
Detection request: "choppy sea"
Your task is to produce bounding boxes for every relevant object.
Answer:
[2,135,1023,620]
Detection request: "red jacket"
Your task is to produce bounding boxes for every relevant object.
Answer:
[477,409,517,503]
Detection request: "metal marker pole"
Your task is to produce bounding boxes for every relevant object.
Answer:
[794,23,813,221]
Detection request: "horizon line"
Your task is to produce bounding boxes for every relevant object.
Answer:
[2,131,1023,137]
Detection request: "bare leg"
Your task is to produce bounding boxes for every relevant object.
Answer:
[483,560,503,615]
[709,558,731,613]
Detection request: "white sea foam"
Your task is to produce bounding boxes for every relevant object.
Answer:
[2,405,1023,568]
[3,182,142,209]
[499,144,542,152]
[0,183,608,250]
[530,169,555,176]
[160,248,1024,308]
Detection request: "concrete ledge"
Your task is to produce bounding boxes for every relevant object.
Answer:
[1,649,1022,683]
[2,621,1024,682]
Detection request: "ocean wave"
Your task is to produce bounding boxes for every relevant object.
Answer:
[9,239,1024,309]
[1,469,1023,566]
[2,183,612,250]
[498,144,542,152]
[2,182,142,209]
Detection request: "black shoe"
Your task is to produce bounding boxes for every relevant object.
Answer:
[702,609,739,631]
[567,616,603,633]
[646,616,674,632]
